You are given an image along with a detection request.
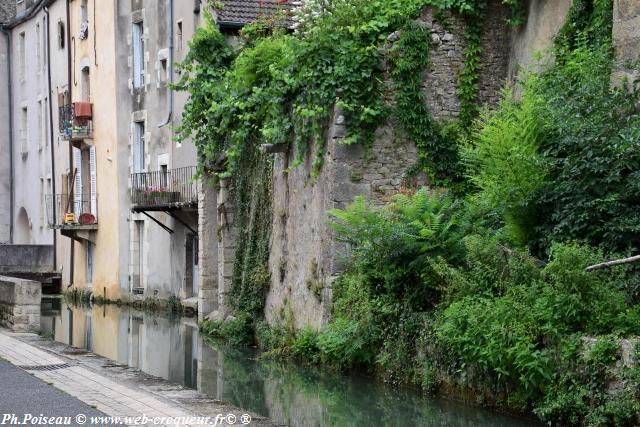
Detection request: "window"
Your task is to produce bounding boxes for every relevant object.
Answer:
[133,122,145,173]
[43,97,48,147]
[86,242,94,286]
[57,20,65,49]
[18,32,25,81]
[176,21,183,53]
[81,67,90,101]
[160,164,168,188]
[20,107,27,154]
[39,178,45,222]
[159,58,167,85]
[37,100,43,150]
[36,23,41,71]
[79,0,89,39]
[132,22,145,88]
[42,19,47,69]
[46,177,52,225]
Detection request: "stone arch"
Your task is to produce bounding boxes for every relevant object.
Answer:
[15,207,32,244]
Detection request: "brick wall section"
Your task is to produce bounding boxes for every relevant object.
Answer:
[612,0,640,86]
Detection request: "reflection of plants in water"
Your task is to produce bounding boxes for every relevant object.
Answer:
[202,337,269,415]
[203,339,533,427]
[64,288,92,306]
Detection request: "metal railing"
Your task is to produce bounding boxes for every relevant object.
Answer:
[59,104,93,140]
[46,194,98,228]
[131,166,198,208]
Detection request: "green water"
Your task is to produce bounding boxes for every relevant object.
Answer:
[41,298,541,427]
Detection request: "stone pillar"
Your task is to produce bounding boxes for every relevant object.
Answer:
[197,174,219,322]
[0,276,42,332]
[612,0,640,86]
[216,178,236,316]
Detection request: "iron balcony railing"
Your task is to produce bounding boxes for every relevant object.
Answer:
[131,166,198,208]
[46,193,98,228]
[59,103,93,140]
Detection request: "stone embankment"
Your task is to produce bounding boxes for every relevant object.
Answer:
[0,275,41,332]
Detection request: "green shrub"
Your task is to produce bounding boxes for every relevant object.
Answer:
[200,314,255,347]
[291,327,321,363]
[462,87,547,246]
[527,45,640,254]
[317,318,375,369]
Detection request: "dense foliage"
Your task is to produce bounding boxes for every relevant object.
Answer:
[195,0,640,425]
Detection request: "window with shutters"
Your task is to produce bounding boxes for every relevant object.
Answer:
[89,146,97,218]
[132,22,145,88]
[133,122,145,173]
[73,147,83,214]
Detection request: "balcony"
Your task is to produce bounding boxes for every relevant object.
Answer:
[59,102,93,141]
[46,194,98,242]
[131,166,198,212]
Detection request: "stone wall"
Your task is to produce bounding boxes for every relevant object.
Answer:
[0,244,54,274]
[612,0,640,86]
[265,1,514,330]
[198,175,219,322]
[508,0,573,79]
[203,0,624,330]
[420,0,511,120]
[0,275,41,332]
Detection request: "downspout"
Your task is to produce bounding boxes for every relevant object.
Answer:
[44,6,57,272]
[66,0,74,287]
[158,0,173,127]
[0,25,14,244]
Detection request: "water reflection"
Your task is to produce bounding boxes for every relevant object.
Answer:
[41,298,540,427]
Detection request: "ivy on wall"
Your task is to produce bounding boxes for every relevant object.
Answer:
[178,0,527,318]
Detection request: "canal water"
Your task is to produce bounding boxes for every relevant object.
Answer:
[41,297,540,427]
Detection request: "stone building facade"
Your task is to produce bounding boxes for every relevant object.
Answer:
[612,0,640,85]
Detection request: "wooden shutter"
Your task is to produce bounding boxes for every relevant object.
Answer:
[89,146,97,218]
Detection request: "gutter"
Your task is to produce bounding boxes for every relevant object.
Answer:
[158,0,173,127]
[0,25,13,243]
[66,0,73,287]
[44,6,56,272]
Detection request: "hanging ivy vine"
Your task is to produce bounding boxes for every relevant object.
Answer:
[176,0,527,319]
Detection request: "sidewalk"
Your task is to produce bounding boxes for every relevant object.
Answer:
[0,359,110,426]
[0,329,277,427]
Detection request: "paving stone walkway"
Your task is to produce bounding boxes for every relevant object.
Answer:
[0,358,109,426]
[0,330,273,427]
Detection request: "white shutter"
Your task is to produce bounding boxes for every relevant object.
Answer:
[89,146,97,218]
[133,23,143,88]
[133,123,145,173]
[73,147,83,215]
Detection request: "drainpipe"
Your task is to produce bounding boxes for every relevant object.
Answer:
[66,0,74,287]
[44,6,57,272]
[0,25,14,244]
[158,0,173,127]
